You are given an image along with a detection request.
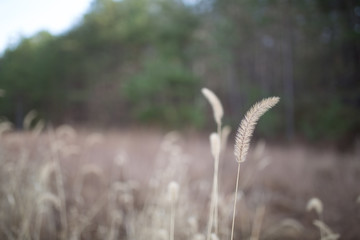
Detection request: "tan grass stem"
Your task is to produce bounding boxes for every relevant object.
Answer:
[202,88,224,238]
[250,205,266,240]
[230,163,241,240]
[231,97,279,240]
[48,129,68,240]
[168,181,179,240]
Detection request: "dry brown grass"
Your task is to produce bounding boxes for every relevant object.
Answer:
[0,128,359,239]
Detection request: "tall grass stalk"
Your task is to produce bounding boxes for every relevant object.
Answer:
[168,181,179,240]
[250,205,266,240]
[231,97,279,240]
[48,129,68,240]
[202,88,224,238]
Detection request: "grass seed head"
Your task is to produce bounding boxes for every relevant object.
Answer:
[234,97,279,163]
[168,181,180,203]
[202,88,224,126]
[23,110,37,130]
[0,121,13,136]
[306,197,323,215]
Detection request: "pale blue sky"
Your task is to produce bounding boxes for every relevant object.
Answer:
[0,0,200,54]
[0,0,92,53]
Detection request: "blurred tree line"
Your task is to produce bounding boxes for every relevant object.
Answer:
[0,0,359,143]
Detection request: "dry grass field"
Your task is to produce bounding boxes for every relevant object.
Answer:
[0,127,359,240]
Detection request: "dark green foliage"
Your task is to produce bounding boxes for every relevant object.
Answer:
[123,58,203,128]
[0,0,359,142]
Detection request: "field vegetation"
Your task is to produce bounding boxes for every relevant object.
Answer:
[0,0,359,239]
[0,91,359,239]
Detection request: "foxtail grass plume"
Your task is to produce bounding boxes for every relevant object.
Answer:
[0,121,13,136]
[202,88,224,126]
[234,97,279,163]
[306,197,323,215]
[23,110,37,130]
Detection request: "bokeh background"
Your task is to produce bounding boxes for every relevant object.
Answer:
[0,0,359,145]
[1,1,360,239]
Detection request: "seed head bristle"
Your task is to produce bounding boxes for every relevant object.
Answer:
[202,88,224,126]
[234,97,279,163]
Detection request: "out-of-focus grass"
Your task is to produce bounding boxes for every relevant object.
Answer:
[0,128,359,239]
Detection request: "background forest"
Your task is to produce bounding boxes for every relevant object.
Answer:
[0,0,359,144]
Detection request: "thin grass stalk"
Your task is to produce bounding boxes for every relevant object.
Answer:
[35,212,43,240]
[48,130,68,239]
[214,124,221,235]
[168,181,179,240]
[231,97,279,240]
[250,205,266,240]
[207,130,221,240]
[230,163,241,240]
[201,88,223,237]
[170,198,175,240]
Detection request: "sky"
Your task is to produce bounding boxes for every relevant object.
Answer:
[0,0,92,54]
[0,0,200,54]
